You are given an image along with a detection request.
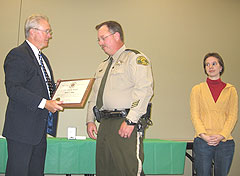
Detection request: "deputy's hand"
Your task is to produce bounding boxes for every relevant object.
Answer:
[45,100,63,113]
[87,122,98,140]
[118,121,134,138]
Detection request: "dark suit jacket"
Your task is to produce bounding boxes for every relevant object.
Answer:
[2,41,58,145]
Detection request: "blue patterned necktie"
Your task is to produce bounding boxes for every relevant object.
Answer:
[38,52,54,135]
[38,52,54,98]
[96,56,113,109]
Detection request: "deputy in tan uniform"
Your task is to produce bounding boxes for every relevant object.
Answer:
[86,21,153,176]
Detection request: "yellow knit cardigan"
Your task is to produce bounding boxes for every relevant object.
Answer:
[190,82,238,141]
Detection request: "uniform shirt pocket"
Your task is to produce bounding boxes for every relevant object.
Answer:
[110,63,132,89]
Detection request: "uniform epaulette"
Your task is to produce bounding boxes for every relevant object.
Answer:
[125,49,141,54]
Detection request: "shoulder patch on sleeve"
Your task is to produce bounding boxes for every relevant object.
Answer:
[125,49,140,54]
[136,56,149,66]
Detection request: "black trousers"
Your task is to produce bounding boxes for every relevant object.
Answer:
[6,134,47,176]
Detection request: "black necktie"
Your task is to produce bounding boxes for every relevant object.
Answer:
[38,52,54,135]
[96,57,113,109]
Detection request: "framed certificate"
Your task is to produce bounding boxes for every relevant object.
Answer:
[52,78,95,108]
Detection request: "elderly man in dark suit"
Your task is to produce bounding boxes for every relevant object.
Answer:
[2,14,63,176]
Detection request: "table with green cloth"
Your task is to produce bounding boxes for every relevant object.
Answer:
[0,138,187,175]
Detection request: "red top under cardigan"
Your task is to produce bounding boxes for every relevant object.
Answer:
[206,78,226,103]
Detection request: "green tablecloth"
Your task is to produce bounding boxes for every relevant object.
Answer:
[0,138,186,175]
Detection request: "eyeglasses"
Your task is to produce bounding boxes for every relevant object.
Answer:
[33,28,52,35]
[97,33,114,42]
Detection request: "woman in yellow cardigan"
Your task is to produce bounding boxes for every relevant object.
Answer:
[190,53,238,176]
